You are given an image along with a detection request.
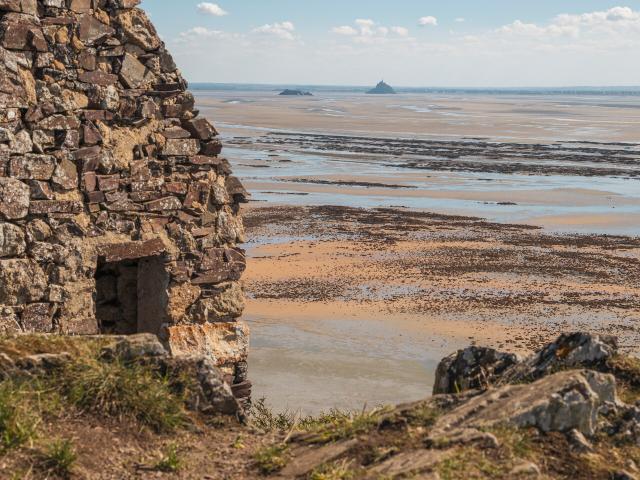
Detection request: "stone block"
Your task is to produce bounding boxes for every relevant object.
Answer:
[21,303,52,332]
[69,0,91,14]
[119,52,154,88]
[51,158,79,190]
[166,322,250,368]
[9,154,56,180]
[78,71,118,86]
[78,14,115,45]
[145,196,181,212]
[0,259,47,304]
[96,237,166,263]
[161,138,200,157]
[184,117,217,140]
[189,281,245,321]
[0,177,29,219]
[116,8,161,51]
[29,200,83,214]
[0,222,25,257]
[193,248,246,284]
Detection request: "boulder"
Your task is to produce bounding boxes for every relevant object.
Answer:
[434,332,619,394]
[433,346,519,395]
[498,332,618,385]
[428,370,617,444]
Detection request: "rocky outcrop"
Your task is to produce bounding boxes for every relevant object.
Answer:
[0,1,250,401]
[433,346,519,394]
[434,332,618,395]
[428,370,617,445]
[279,89,312,96]
[366,80,396,94]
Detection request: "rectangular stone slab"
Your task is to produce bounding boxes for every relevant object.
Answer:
[96,237,166,263]
[166,322,249,368]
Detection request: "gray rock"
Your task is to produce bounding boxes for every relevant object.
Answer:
[428,370,617,444]
[119,53,154,89]
[433,346,519,394]
[567,428,593,452]
[499,332,618,385]
[510,461,541,477]
[101,333,168,361]
[165,355,241,416]
[15,352,72,372]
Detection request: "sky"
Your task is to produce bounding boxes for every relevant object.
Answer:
[142,1,640,87]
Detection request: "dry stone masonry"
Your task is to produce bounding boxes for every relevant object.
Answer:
[0,0,251,402]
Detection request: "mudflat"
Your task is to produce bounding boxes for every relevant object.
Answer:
[242,204,640,413]
[196,89,640,413]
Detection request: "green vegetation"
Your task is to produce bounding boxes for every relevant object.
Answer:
[250,397,297,432]
[155,443,183,472]
[254,443,289,474]
[0,333,192,477]
[57,355,187,433]
[0,380,41,452]
[38,438,77,478]
[309,459,355,480]
[250,399,390,444]
[437,447,508,480]
[298,408,390,445]
[0,335,189,436]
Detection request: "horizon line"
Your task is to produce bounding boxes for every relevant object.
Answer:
[189,82,640,90]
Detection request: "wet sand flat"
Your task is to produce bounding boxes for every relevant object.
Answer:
[242,205,640,413]
[197,90,640,235]
[195,89,640,413]
[197,91,640,143]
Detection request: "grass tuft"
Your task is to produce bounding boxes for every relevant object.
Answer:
[309,459,355,480]
[55,355,188,433]
[250,397,296,432]
[254,444,289,475]
[155,443,183,472]
[39,438,77,478]
[299,408,389,444]
[0,380,41,452]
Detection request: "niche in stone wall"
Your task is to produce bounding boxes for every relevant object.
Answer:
[95,256,169,336]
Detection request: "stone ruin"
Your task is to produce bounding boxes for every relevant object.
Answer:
[0,0,251,402]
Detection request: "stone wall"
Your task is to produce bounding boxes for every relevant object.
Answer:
[0,0,250,399]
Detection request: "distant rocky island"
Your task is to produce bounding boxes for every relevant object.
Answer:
[367,80,397,94]
[279,89,313,96]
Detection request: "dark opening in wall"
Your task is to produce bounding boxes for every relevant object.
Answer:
[95,256,169,336]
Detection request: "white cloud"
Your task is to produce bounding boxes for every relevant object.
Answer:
[497,6,640,39]
[180,26,226,39]
[331,19,410,43]
[252,21,296,41]
[455,18,466,23]
[332,25,358,36]
[418,16,438,27]
[391,26,409,37]
[171,6,640,87]
[197,2,228,17]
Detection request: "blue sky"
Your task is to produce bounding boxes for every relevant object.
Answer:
[142,1,640,86]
